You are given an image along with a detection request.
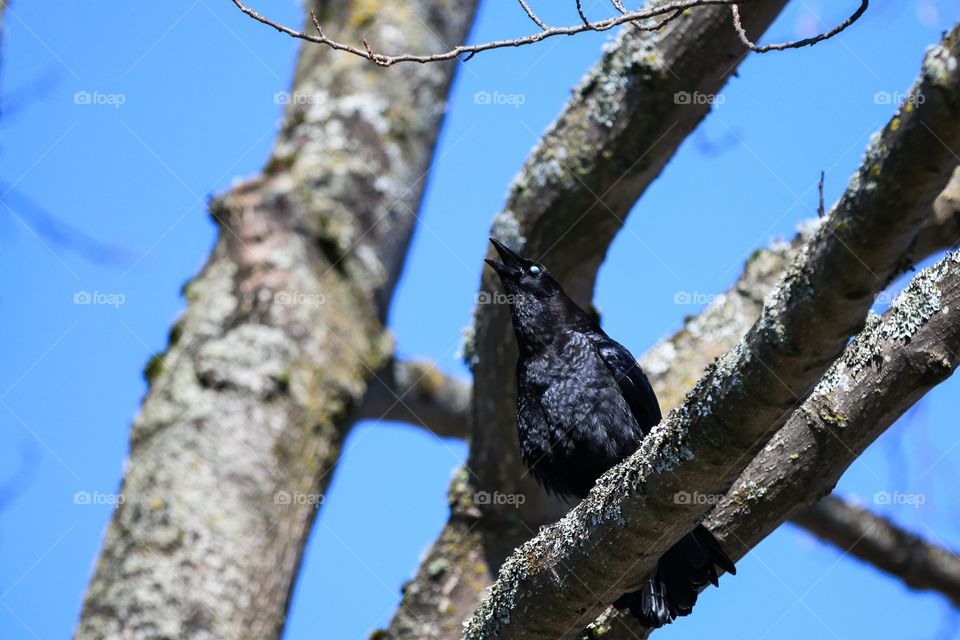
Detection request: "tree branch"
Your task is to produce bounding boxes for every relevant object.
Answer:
[792,496,960,607]
[464,24,960,639]
[354,357,471,439]
[231,0,866,66]
[574,170,960,638]
[517,0,549,31]
[731,0,868,53]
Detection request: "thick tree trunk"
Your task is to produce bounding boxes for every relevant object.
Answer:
[75,2,476,638]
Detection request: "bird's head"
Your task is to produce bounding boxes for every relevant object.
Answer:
[485,237,561,300]
[485,238,590,347]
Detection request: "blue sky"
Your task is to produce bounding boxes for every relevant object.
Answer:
[2,1,960,638]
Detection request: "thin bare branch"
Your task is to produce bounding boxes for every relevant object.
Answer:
[576,0,593,28]
[1,180,134,266]
[817,170,825,217]
[732,0,868,52]
[232,0,868,66]
[517,0,549,31]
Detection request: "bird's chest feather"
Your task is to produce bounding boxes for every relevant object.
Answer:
[516,334,639,497]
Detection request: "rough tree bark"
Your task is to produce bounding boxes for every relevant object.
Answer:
[463,24,960,639]
[75,1,476,638]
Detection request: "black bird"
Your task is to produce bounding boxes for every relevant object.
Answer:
[485,237,736,629]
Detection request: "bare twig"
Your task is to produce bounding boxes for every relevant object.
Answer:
[517,0,548,31]
[609,0,653,32]
[232,0,868,66]
[732,0,868,53]
[576,0,593,28]
[817,170,825,217]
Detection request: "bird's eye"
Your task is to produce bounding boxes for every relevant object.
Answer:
[528,265,542,275]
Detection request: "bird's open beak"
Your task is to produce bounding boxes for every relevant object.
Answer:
[485,237,523,279]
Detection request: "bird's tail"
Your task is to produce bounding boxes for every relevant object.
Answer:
[614,524,736,628]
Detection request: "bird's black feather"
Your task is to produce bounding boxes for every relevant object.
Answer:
[486,238,736,629]
[594,337,662,436]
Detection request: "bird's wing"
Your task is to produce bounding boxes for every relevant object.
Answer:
[593,336,662,435]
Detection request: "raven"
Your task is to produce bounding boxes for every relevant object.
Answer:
[485,237,735,628]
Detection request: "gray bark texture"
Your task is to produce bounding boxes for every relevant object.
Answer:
[464,23,960,640]
[75,1,476,638]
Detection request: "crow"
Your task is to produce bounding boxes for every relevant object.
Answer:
[485,237,736,628]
